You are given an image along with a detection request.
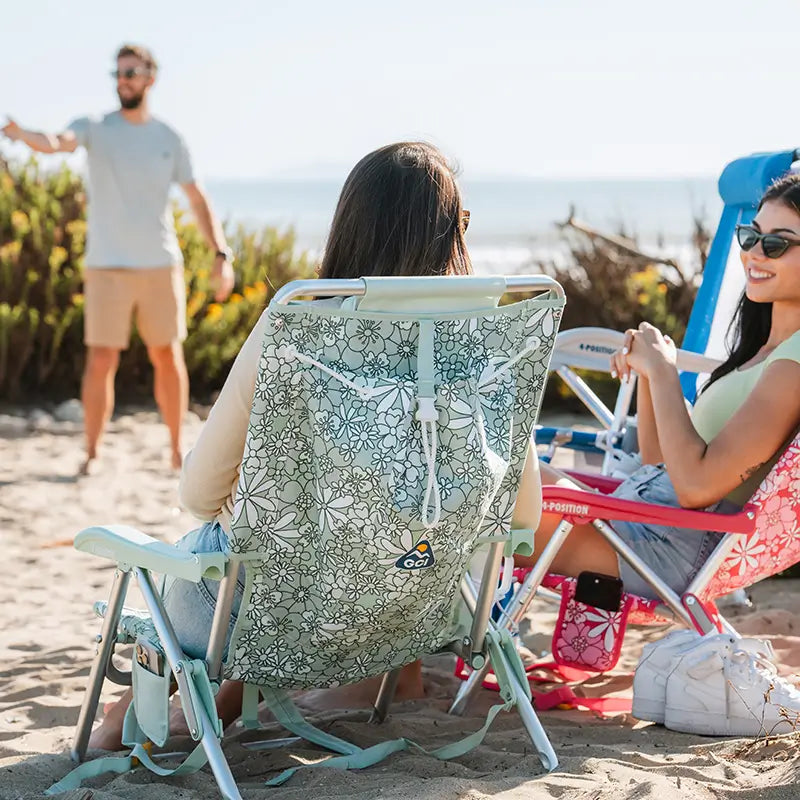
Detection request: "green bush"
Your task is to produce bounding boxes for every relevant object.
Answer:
[0,157,314,401]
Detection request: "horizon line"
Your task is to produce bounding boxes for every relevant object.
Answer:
[204,172,719,184]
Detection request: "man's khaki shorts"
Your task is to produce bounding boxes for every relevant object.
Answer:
[83,266,187,349]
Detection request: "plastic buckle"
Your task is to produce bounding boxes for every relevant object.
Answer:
[415,396,438,423]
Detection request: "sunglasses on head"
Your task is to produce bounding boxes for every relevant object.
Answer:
[111,67,149,80]
[736,224,800,259]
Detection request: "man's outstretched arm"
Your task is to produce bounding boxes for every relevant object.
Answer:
[1,117,79,153]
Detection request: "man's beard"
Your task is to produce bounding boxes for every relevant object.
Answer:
[118,90,145,110]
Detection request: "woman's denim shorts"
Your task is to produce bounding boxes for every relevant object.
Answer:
[609,463,733,600]
[161,522,244,661]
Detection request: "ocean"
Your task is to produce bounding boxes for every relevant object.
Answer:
[203,177,722,275]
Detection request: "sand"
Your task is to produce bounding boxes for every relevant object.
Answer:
[1,408,799,799]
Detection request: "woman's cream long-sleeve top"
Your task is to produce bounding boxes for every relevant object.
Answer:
[178,309,273,533]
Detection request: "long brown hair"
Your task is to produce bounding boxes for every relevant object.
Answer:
[703,172,800,391]
[318,142,472,279]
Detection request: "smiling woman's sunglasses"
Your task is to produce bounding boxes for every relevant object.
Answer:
[736,224,800,259]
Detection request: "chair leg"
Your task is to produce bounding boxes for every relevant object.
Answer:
[195,704,243,800]
[71,568,132,763]
[450,521,573,717]
[448,660,490,716]
[369,668,403,723]
[506,667,558,771]
[135,567,243,799]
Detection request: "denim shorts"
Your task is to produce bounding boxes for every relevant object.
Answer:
[161,522,245,661]
[609,464,732,600]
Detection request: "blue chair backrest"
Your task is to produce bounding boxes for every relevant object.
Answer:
[680,149,798,401]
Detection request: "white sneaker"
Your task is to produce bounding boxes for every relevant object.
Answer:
[632,629,700,723]
[665,635,798,737]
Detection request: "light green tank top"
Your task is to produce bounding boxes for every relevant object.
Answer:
[691,329,800,506]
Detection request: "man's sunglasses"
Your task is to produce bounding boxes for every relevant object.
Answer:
[736,224,800,259]
[110,67,150,80]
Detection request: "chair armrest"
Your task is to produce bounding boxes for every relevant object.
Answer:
[542,486,757,535]
[562,469,623,494]
[551,327,722,375]
[74,525,227,582]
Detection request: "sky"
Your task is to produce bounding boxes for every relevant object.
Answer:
[2,0,799,181]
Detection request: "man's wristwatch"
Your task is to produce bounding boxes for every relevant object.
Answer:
[215,246,235,264]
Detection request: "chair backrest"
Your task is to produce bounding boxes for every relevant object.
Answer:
[680,149,798,401]
[225,276,564,688]
[702,430,800,600]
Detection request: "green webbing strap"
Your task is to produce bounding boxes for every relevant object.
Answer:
[265,699,513,786]
[240,682,261,730]
[45,755,138,794]
[256,686,363,756]
[486,627,532,702]
[46,660,219,795]
[181,659,224,739]
[45,706,211,794]
[416,319,436,402]
[261,638,528,786]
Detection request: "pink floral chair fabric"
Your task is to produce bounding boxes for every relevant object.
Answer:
[701,433,800,600]
[541,574,659,671]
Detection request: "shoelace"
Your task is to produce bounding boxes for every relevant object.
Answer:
[729,648,800,705]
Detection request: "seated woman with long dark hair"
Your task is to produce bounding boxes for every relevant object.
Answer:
[88,140,479,748]
[518,172,800,597]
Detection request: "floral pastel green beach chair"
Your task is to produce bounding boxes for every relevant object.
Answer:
[51,275,565,799]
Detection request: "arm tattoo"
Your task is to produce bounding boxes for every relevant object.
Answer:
[739,460,769,484]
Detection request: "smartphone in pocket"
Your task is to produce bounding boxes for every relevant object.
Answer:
[574,571,623,612]
[135,638,165,676]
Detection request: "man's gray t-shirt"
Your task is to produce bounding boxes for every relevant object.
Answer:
[68,111,195,269]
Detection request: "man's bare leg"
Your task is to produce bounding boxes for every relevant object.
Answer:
[80,346,120,474]
[148,342,189,469]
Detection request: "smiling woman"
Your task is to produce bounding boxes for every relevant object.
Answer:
[515,172,800,600]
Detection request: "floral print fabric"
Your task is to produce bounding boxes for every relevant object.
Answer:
[226,296,564,687]
[703,432,800,601]
[547,575,633,672]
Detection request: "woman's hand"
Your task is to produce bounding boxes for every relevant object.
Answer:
[610,323,676,381]
[610,328,637,381]
[626,323,677,380]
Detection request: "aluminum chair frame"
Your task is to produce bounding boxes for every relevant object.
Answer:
[537,328,721,473]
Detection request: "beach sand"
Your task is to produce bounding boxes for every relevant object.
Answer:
[1,409,799,799]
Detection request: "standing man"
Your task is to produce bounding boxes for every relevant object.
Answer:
[2,44,234,473]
